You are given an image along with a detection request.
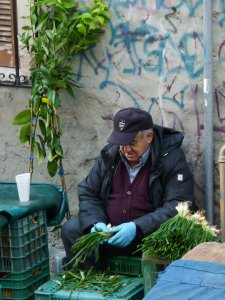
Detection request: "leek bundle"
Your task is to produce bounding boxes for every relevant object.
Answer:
[69,231,112,268]
[138,202,221,261]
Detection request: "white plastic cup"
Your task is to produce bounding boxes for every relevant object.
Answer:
[15,173,31,203]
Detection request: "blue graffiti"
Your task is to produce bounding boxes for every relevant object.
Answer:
[108,0,202,18]
[146,85,188,114]
[73,0,209,113]
[155,0,202,17]
[219,0,225,27]
[99,80,141,107]
[178,32,204,79]
[109,20,203,79]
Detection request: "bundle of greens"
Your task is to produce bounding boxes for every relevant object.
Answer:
[138,202,221,261]
[69,231,112,268]
[56,230,132,296]
[54,268,129,296]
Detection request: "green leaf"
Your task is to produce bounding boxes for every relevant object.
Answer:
[65,84,74,96]
[56,115,62,135]
[35,16,48,32]
[22,26,32,31]
[62,1,77,9]
[82,18,93,25]
[91,8,101,15]
[79,13,93,20]
[43,0,56,6]
[47,149,53,162]
[76,23,86,35]
[47,159,58,177]
[37,134,46,152]
[39,119,46,138]
[34,141,45,165]
[19,123,31,144]
[45,30,53,40]
[55,145,63,157]
[42,45,49,55]
[96,16,105,25]
[55,80,67,89]
[30,13,37,25]
[40,105,48,119]
[47,90,56,105]
[39,65,49,76]
[34,96,41,112]
[53,94,61,109]
[100,11,110,20]
[55,39,68,52]
[13,109,31,125]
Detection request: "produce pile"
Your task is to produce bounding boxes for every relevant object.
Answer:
[55,231,132,296]
[55,268,130,296]
[138,202,221,261]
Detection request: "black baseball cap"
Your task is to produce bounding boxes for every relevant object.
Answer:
[107,107,153,145]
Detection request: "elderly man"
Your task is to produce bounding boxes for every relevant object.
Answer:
[61,107,194,264]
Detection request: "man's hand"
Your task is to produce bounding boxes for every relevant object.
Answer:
[108,222,136,247]
[91,222,109,233]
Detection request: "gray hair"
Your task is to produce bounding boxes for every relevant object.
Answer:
[142,129,153,137]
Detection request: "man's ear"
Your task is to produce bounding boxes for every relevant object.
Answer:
[146,131,154,144]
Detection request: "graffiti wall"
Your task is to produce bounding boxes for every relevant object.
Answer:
[71,0,225,223]
[0,0,225,228]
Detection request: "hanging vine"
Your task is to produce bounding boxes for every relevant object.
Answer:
[13,0,110,217]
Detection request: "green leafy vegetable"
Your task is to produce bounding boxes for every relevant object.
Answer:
[69,231,112,268]
[56,268,129,296]
[138,202,221,261]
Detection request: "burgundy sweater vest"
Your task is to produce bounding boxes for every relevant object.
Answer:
[106,157,154,226]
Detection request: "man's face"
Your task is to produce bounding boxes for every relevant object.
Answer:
[120,131,153,164]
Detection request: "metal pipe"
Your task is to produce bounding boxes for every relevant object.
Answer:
[219,145,225,242]
[203,0,214,223]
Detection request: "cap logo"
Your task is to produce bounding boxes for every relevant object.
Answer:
[118,120,126,131]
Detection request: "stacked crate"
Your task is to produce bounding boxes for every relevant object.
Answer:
[0,210,50,300]
[107,255,169,295]
[141,253,169,295]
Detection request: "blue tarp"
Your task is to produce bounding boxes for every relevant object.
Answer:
[143,259,225,300]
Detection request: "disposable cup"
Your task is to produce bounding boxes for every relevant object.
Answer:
[15,173,31,203]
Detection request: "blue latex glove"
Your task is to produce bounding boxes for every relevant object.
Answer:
[91,222,109,233]
[108,222,136,248]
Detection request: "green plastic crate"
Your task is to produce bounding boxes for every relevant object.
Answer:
[0,211,49,273]
[0,260,50,300]
[141,253,169,295]
[105,256,142,276]
[0,210,46,237]
[35,276,144,300]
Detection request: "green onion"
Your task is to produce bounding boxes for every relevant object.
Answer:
[67,231,112,268]
[55,266,130,295]
[137,202,221,261]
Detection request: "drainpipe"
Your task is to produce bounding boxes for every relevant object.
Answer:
[203,0,214,224]
[219,146,225,241]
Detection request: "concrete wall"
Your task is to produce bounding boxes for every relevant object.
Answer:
[1,1,225,246]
